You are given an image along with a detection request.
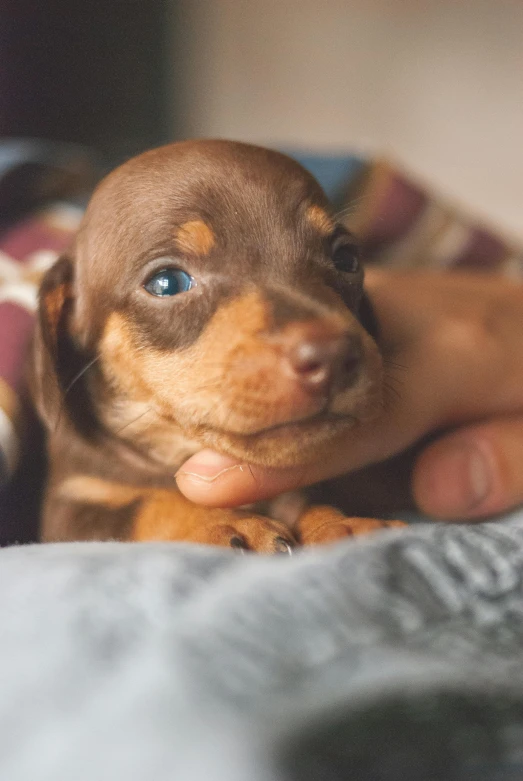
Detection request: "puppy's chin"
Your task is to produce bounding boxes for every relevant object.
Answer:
[181,365,384,468]
[190,415,356,468]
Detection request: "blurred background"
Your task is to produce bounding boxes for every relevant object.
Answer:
[1,0,522,237]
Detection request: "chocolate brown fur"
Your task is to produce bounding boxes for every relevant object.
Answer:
[32,140,403,550]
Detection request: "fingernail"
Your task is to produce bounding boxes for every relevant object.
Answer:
[175,450,245,484]
[420,441,492,516]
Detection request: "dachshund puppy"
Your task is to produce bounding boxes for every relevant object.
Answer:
[32,140,403,553]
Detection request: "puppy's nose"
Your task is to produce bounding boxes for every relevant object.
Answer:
[284,326,362,395]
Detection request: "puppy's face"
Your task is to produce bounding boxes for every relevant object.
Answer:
[36,141,383,468]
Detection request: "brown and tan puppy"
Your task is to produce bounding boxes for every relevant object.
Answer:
[31,140,403,553]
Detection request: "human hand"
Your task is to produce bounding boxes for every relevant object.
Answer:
[176,270,523,520]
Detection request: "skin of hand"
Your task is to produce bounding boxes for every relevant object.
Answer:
[176,269,523,521]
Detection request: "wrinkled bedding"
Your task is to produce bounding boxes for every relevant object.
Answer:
[1,517,523,780]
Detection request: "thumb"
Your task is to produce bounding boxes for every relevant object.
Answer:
[412,416,523,520]
[175,449,322,508]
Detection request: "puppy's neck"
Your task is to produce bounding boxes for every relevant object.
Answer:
[48,425,192,494]
[97,396,202,473]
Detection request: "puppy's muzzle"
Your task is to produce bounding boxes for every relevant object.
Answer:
[271,320,363,399]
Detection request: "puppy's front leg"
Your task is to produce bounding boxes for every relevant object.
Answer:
[296,505,405,546]
[47,476,295,554]
[132,489,295,553]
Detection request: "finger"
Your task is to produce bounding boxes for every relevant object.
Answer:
[412,416,523,520]
[175,449,316,507]
[175,410,419,508]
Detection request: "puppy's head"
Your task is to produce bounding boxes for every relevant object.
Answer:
[34,140,382,468]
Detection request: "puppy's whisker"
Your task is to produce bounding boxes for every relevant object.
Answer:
[54,355,101,432]
[247,464,258,487]
[383,359,408,372]
[383,372,406,386]
[382,370,404,385]
[383,380,402,405]
[115,407,154,436]
[333,195,369,223]
[383,377,404,397]
[65,355,100,396]
[190,379,229,396]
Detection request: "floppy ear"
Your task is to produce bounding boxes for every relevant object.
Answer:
[31,254,97,437]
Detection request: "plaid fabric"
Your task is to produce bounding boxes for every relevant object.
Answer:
[0,140,96,505]
[341,158,523,275]
[0,204,83,484]
[0,143,521,538]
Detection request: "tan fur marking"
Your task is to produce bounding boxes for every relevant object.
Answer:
[99,289,381,467]
[99,314,153,401]
[96,316,203,466]
[44,281,71,338]
[297,505,406,545]
[0,377,21,427]
[100,292,282,439]
[306,205,335,236]
[59,475,142,508]
[131,490,295,551]
[175,219,215,256]
[99,289,382,468]
[131,489,232,542]
[100,292,272,432]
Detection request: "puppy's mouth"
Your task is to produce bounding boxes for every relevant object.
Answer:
[204,409,355,442]
[188,408,358,468]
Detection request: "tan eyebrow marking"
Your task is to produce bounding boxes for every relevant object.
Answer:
[175,220,215,256]
[306,205,335,236]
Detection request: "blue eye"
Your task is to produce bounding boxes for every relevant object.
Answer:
[144,268,195,297]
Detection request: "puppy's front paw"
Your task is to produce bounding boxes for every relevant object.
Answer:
[194,512,296,555]
[297,505,405,546]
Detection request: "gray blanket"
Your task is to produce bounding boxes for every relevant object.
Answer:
[1,517,523,781]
